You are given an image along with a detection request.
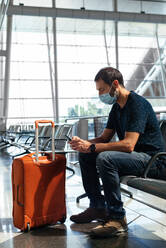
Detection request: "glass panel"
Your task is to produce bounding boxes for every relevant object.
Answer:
[141,1,166,15]
[58,63,106,81]
[9,81,52,98]
[56,0,113,11]
[56,0,84,9]
[118,0,166,15]
[13,0,52,7]
[118,0,140,13]
[118,22,166,98]
[57,18,105,35]
[59,98,111,121]
[12,16,52,33]
[11,62,50,79]
[118,22,156,37]
[8,99,53,118]
[84,0,113,11]
[58,80,97,98]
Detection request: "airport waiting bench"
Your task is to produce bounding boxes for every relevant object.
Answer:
[120,152,166,213]
[76,152,166,213]
[121,119,166,211]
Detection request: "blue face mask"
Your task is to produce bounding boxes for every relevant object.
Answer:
[99,93,117,105]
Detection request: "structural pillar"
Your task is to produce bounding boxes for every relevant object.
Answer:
[52,0,59,123]
[113,0,119,70]
[3,0,13,128]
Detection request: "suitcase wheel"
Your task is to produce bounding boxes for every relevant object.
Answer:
[59,216,66,224]
[24,223,31,232]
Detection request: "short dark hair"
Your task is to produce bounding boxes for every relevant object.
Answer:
[94,67,124,86]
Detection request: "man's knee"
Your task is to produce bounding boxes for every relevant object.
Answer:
[96,151,117,172]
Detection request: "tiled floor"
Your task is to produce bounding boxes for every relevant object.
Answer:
[0,149,166,248]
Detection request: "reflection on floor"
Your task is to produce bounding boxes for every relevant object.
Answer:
[0,150,166,248]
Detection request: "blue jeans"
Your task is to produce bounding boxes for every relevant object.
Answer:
[79,151,151,219]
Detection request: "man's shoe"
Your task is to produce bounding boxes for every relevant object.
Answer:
[70,207,107,224]
[90,216,128,238]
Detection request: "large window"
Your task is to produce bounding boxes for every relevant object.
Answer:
[8,16,115,124]
[2,5,166,126]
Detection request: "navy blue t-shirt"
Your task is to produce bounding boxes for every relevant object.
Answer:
[106,91,164,156]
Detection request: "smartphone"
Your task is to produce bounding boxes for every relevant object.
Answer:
[65,134,72,141]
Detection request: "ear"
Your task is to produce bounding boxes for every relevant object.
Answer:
[112,80,119,88]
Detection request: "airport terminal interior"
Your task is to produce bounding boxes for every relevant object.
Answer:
[1,0,166,247]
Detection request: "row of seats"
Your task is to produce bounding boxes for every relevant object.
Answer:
[0,123,73,158]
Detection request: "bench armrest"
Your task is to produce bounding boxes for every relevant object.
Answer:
[143,152,166,178]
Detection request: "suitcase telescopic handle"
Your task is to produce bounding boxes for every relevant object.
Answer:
[35,120,55,162]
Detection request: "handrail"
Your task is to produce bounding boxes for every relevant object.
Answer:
[65,115,108,122]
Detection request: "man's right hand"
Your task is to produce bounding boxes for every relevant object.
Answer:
[69,136,92,153]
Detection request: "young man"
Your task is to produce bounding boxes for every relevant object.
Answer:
[69,67,164,238]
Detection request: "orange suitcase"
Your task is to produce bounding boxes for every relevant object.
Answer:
[12,120,66,231]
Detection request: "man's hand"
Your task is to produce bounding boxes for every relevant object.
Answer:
[69,136,91,153]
